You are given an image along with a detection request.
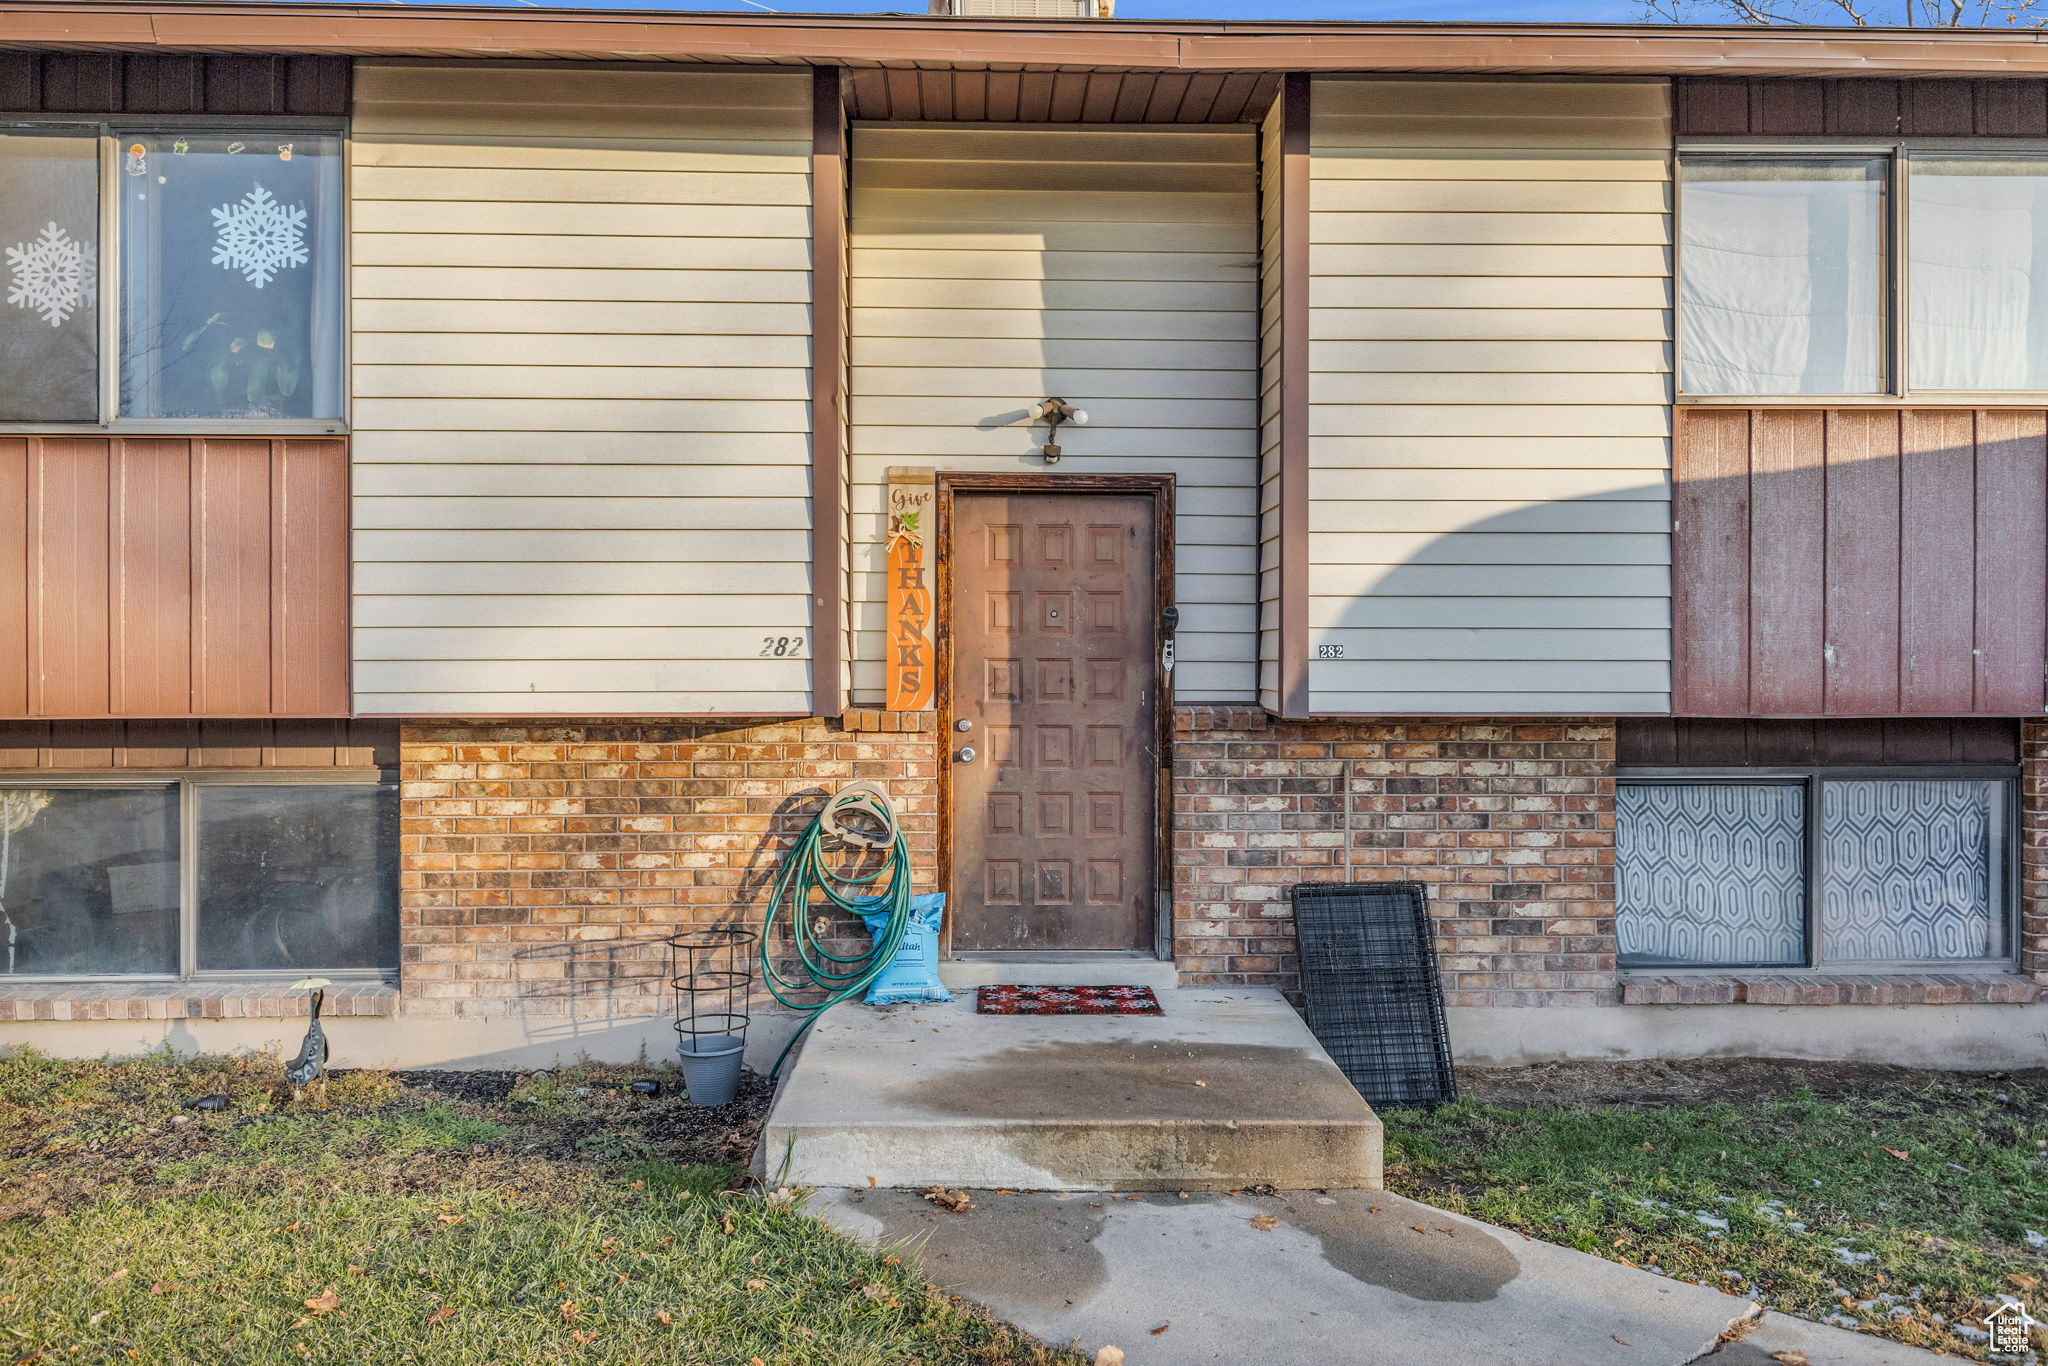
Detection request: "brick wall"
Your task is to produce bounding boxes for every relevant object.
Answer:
[399,718,938,1018]
[1172,716,1618,1006]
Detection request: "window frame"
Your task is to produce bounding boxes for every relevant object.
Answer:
[0,769,394,984]
[0,112,348,436]
[1614,763,2021,973]
[1677,136,2048,406]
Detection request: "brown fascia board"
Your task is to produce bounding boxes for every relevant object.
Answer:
[6,2,2048,76]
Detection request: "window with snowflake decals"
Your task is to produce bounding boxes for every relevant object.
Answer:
[119,130,343,421]
[0,127,99,422]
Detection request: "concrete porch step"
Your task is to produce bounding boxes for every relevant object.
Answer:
[762,987,1382,1192]
[937,954,1180,991]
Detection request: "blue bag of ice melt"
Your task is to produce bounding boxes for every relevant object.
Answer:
[858,892,953,1006]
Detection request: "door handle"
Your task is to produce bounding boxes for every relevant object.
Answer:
[955,746,977,764]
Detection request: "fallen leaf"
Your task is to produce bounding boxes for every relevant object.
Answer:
[721,1214,735,1236]
[570,1329,598,1345]
[1768,1353,1810,1366]
[426,1306,455,1326]
[921,1186,974,1213]
[345,1266,365,1277]
[1193,1080,1207,1087]
[559,1301,580,1322]
[866,1176,877,1188]
[1149,1322,1171,1336]
[1411,1226,1429,1235]
[436,1214,466,1225]
[1613,1337,1632,1347]
[2010,1273,2040,1291]
[302,1289,340,1317]
[654,1312,673,1326]
[87,1311,109,1328]
[1092,1349,1125,1366]
[1881,1147,1910,1161]
[616,1274,629,1286]
[1250,1214,1280,1231]
[746,1280,768,1292]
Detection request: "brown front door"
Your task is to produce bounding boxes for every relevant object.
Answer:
[947,488,1160,952]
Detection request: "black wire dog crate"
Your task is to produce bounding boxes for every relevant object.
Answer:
[1289,881,1458,1110]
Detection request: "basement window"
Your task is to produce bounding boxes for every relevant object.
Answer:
[0,121,344,429]
[1615,769,2016,971]
[0,776,396,980]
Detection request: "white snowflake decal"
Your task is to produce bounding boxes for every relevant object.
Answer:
[210,183,308,289]
[5,222,85,327]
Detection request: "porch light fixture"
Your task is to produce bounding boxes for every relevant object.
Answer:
[1029,397,1088,463]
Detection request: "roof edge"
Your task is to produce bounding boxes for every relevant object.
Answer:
[4,2,2048,78]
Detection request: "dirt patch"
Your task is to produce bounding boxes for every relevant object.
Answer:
[1454,1057,2048,1112]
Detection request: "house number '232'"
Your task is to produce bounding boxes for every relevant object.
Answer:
[759,635,807,657]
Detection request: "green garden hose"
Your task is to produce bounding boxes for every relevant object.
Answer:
[758,782,914,1076]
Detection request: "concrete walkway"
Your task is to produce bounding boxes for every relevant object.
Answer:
[808,1187,1945,1366]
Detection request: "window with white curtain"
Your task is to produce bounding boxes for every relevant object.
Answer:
[1615,771,2013,971]
[1678,156,1888,397]
[1908,157,2048,391]
[1682,145,2048,397]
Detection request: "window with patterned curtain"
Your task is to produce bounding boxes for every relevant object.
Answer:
[1616,773,2012,970]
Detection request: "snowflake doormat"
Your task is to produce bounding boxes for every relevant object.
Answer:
[975,985,1163,1016]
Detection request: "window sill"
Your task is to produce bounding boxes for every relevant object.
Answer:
[0,980,397,1022]
[1620,972,2040,1007]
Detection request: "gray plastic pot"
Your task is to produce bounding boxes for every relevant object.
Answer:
[677,1034,746,1108]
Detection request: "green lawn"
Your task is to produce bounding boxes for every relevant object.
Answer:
[1384,1063,2048,1360]
[0,1048,1077,1366]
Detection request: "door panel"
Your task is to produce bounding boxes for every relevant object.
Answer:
[949,490,1159,951]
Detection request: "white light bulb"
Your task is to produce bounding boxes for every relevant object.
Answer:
[1068,409,1089,425]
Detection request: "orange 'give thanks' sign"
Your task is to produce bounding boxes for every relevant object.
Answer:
[885,469,936,712]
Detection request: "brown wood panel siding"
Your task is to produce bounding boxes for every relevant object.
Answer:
[273,439,350,716]
[1676,76,2048,137]
[111,438,192,716]
[1673,409,2048,717]
[845,68,1280,124]
[810,66,847,719]
[0,436,349,720]
[1671,408,1751,715]
[0,718,395,770]
[1898,409,1979,713]
[1277,72,1310,721]
[33,438,113,717]
[0,442,27,717]
[1821,410,1902,714]
[0,53,349,116]
[1748,410,1826,715]
[1618,716,2020,767]
[1975,410,2048,713]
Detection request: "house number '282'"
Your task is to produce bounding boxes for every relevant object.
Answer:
[1316,644,1347,659]
[759,635,807,657]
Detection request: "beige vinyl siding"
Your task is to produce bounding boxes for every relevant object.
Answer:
[348,62,814,715]
[1307,77,1673,715]
[848,123,1260,704]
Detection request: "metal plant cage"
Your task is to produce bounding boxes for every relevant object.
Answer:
[1290,881,1458,1110]
[668,926,757,1107]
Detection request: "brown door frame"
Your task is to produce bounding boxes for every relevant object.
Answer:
[934,471,1176,960]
